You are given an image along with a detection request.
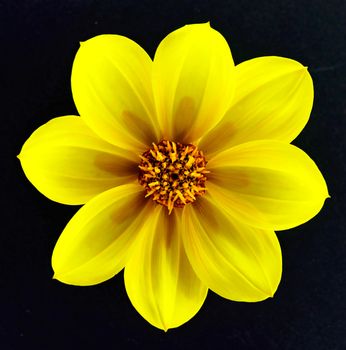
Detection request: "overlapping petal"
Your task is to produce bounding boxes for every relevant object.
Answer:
[52,184,153,285]
[208,140,329,230]
[182,197,282,301]
[71,34,159,152]
[152,23,235,143]
[199,57,313,155]
[125,206,207,331]
[18,116,137,205]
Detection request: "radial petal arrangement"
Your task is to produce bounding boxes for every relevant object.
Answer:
[18,23,329,330]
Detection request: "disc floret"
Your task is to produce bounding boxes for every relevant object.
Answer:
[138,140,208,213]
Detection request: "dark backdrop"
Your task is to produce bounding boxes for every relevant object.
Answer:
[1,0,345,349]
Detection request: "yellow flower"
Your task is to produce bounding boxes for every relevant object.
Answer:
[18,23,329,331]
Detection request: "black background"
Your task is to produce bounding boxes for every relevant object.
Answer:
[1,0,345,349]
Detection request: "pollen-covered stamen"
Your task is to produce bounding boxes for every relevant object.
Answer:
[138,140,209,214]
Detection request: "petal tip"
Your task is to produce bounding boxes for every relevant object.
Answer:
[263,287,276,300]
[156,321,175,332]
[185,22,212,31]
[294,65,309,75]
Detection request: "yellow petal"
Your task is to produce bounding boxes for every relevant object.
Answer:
[18,116,137,205]
[206,181,270,229]
[72,35,158,152]
[199,57,313,155]
[52,184,150,285]
[152,23,235,143]
[124,207,207,331]
[182,198,282,301]
[208,140,329,230]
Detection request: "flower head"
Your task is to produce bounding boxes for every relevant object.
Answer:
[18,23,329,330]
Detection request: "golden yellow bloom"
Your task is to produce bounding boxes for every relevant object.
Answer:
[18,23,329,331]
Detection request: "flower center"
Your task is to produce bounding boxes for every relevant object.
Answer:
[138,140,209,214]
